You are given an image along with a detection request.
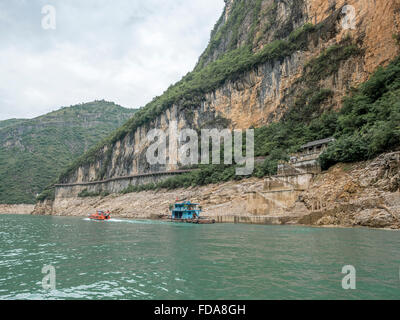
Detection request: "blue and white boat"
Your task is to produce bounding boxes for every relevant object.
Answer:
[170,201,215,224]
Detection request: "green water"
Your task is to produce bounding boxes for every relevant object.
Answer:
[0,214,399,300]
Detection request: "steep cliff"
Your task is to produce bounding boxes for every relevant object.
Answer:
[53,0,400,189]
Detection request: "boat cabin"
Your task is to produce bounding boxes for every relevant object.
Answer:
[171,201,202,220]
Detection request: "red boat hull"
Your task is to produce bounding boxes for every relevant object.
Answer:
[89,213,111,221]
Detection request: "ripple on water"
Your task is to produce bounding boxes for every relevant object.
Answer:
[1,215,400,300]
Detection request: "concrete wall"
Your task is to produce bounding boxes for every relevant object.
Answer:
[278,159,321,175]
[247,173,314,215]
[247,190,303,215]
[212,215,293,225]
[265,173,314,191]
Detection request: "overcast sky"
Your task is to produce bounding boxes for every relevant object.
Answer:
[0,0,225,120]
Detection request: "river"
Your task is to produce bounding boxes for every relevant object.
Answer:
[0,214,399,300]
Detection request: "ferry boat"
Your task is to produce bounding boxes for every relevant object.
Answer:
[170,201,215,224]
[89,211,111,221]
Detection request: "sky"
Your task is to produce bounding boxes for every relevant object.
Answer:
[0,0,225,120]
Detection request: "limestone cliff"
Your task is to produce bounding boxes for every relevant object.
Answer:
[55,0,400,187]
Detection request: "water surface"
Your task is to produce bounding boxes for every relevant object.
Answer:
[0,214,399,300]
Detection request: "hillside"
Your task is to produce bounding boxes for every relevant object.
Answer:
[0,101,136,204]
[39,0,400,202]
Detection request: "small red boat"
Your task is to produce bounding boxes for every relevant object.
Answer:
[89,211,111,221]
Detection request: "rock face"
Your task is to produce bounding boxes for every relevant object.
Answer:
[58,0,400,186]
[296,151,400,228]
[60,105,226,184]
[307,0,400,75]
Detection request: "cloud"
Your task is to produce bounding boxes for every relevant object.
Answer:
[0,0,225,120]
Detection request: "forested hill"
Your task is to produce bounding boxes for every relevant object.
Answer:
[0,101,136,204]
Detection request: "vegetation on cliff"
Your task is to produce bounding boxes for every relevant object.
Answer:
[50,51,399,199]
[78,189,110,198]
[57,22,318,183]
[120,51,400,194]
[196,0,265,68]
[0,101,136,204]
[320,57,400,169]
[253,55,400,174]
[196,0,304,69]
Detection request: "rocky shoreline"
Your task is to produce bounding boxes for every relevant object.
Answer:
[0,204,35,215]
[32,152,400,230]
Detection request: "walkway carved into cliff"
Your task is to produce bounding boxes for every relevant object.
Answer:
[54,170,195,198]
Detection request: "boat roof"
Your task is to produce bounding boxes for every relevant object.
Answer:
[176,201,199,205]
